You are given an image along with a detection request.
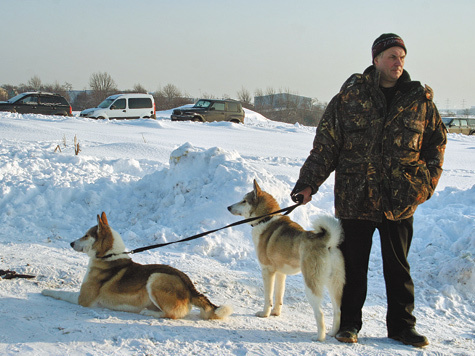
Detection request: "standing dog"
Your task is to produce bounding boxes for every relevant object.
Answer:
[42,212,232,320]
[228,180,345,341]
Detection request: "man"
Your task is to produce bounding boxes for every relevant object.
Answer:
[291,33,446,347]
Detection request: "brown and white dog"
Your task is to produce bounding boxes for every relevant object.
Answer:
[42,212,232,320]
[228,180,345,341]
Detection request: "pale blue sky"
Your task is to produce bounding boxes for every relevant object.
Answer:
[2,0,474,109]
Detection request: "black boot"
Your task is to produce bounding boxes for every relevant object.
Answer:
[335,326,358,343]
[389,328,429,347]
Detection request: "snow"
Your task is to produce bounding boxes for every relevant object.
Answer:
[0,109,474,356]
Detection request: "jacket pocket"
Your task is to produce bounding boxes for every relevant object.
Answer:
[400,114,425,152]
[341,114,372,151]
[396,162,431,207]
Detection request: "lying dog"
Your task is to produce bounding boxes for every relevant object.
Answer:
[228,180,345,341]
[42,212,232,320]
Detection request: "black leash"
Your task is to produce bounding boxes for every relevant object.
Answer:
[107,201,301,258]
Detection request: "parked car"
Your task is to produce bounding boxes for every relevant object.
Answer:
[0,92,72,116]
[171,99,245,123]
[442,117,475,135]
[79,93,156,120]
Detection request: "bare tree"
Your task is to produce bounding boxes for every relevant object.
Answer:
[237,87,252,105]
[155,83,181,109]
[236,87,254,109]
[265,87,276,96]
[72,91,96,111]
[132,83,147,93]
[28,76,42,91]
[154,83,193,110]
[200,92,216,99]
[63,82,73,92]
[1,85,18,99]
[42,81,71,101]
[254,88,264,97]
[89,72,117,103]
[0,88,8,101]
[162,83,181,100]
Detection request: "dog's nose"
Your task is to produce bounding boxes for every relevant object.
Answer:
[70,242,74,248]
[227,206,231,211]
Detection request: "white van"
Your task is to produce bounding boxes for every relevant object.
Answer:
[79,93,156,120]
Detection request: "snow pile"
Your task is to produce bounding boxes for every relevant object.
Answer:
[413,186,475,296]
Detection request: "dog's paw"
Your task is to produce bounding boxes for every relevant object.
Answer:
[41,289,79,304]
[271,307,282,316]
[312,335,325,342]
[311,334,326,342]
[256,310,271,318]
[41,289,55,297]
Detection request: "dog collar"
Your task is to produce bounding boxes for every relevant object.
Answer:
[99,252,130,260]
[251,216,273,227]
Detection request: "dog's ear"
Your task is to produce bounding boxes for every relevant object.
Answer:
[97,212,109,232]
[100,212,109,226]
[253,179,262,197]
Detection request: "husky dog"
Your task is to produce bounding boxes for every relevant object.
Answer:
[228,180,345,341]
[42,212,232,320]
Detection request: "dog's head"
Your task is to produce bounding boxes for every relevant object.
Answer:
[227,180,280,220]
[70,212,127,259]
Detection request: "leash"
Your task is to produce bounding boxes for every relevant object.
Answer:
[105,201,302,258]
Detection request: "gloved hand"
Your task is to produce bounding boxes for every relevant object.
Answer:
[290,183,314,205]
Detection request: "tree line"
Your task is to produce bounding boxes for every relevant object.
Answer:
[1,72,327,126]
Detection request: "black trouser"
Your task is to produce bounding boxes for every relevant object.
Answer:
[339,217,416,336]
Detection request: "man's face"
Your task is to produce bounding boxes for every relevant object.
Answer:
[374,46,406,87]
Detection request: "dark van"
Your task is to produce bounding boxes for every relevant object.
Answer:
[0,92,72,116]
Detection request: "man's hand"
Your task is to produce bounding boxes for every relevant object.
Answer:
[291,186,313,205]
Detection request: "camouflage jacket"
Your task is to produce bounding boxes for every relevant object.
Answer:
[294,66,447,221]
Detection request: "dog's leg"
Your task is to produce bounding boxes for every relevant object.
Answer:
[256,267,275,317]
[304,285,326,342]
[327,289,342,337]
[146,273,192,319]
[77,282,100,307]
[271,272,286,316]
[41,290,79,304]
[327,252,345,336]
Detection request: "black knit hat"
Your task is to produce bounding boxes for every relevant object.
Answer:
[372,33,407,61]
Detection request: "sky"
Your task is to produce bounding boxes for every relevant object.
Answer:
[2,0,474,109]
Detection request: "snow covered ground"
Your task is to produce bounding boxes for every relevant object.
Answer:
[0,109,473,356]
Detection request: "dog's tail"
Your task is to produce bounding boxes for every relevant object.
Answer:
[311,215,344,248]
[191,293,233,320]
